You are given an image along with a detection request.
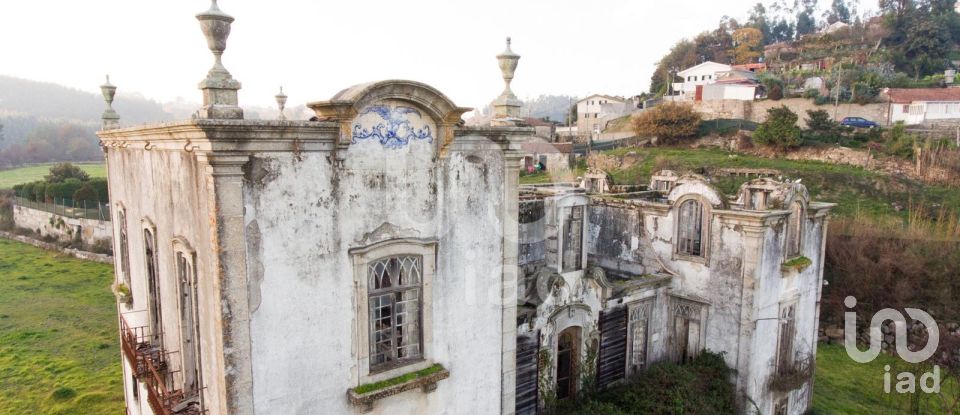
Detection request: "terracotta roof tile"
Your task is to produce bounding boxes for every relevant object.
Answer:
[885,88,960,103]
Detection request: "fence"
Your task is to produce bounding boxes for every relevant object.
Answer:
[14,196,111,222]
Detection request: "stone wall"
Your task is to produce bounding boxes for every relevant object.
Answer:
[12,204,112,246]
[0,230,113,264]
[693,98,889,127]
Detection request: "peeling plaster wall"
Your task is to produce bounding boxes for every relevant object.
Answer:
[638,207,746,365]
[244,133,509,414]
[586,203,644,275]
[746,213,826,414]
[104,147,223,415]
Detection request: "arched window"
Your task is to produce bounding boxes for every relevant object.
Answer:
[368,255,422,370]
[677,199,704,257]
[175,246,203,402]
[786,201,803,258]
[144,227,162,344]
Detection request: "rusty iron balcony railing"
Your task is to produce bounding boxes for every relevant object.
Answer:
[120,314,207,414]
[143,349,183,415]
[119,314,167,378]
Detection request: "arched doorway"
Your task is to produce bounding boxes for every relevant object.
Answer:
[556,326,581,400]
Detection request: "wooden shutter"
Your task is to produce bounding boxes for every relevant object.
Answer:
[516,332,540,415]
[597,306,628,389]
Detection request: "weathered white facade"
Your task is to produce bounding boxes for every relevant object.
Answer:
[103,80,532,415]
[671,61,733,99]
[515,173,833,415]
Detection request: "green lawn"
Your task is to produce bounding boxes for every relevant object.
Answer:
[814,343,959,414]
[0,239,123,414]
[525,147,960,219]
[0,163,106,190]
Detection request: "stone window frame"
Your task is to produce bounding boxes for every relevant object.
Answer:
[669,295,709,363]
[672,194,712,265]
[784,200,805,260]
[553,194,590,275]
[141,217,164,345]
[115,202,132,300]
[626,297,656,376]
[172,237,204,406]
[775,296,799,375]
[350,238,437,384]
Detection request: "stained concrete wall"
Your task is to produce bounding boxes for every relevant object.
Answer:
[102,144,224,415]
[12,204,112,245]
[243,135,511,414]
[693,98,888,127]
[574,188,829,414]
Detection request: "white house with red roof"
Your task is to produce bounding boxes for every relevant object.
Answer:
[885,88,960,125]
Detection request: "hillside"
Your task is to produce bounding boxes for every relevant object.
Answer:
[650,1,960,97]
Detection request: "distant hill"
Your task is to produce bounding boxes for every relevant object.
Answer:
[0,75,172,127]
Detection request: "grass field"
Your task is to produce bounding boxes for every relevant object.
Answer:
[0,239,123,414]
[814,343,959,414]
[521,147,960,219]
[0,163,106,190]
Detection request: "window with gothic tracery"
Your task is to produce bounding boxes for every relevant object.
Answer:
[368,255,423,371]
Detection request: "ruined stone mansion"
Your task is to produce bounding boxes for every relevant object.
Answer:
[101,3,832,415]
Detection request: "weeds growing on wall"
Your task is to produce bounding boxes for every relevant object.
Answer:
[549,351,736,415]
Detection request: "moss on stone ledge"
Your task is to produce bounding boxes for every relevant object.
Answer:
[783,256,812,270]
[353,364,445,395]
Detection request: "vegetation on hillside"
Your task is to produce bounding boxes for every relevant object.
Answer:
[650,0,960,97]
[0,239,123,414]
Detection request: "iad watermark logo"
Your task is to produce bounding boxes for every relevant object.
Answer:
[844,295,941,394]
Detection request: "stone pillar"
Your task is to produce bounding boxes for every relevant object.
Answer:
[501,150,523,415]
[197,153,254,415]
[735,223,765,409]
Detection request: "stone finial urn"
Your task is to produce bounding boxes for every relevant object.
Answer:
[497,37,521,88]
[100,75,120,129]
[493,37,522,119]
[196,0,235,77]
[195,0,243,119]
[275,86,288,120]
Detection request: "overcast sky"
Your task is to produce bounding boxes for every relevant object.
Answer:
[2,1,833,111]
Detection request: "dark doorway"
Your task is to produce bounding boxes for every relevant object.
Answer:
[556,326,580,400]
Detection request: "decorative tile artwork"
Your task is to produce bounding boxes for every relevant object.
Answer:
[351,104,434,149]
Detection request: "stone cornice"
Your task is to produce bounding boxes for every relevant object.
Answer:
[97,119,338,153]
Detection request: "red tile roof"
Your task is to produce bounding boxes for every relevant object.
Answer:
[885,88,960,103]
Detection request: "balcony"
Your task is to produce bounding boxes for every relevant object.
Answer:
[120,315,205,414]
[119,314,165,378]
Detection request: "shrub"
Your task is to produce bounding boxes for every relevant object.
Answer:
[768,84,784,101]
[803,89,820,99]
[753,106,802,149]
[72,183,99,204]
[44,178,82,203]
[553,351,737,415]
[814,95,833,106]
[631,103,702,144]
[88,178,109,203]
[884,122,916,158]
[44,162,90,183]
